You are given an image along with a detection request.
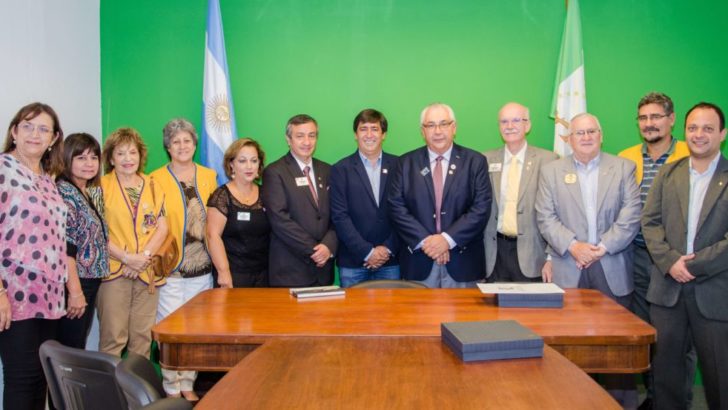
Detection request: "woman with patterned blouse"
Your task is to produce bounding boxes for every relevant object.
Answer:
[207,138,270,288]
[0,102,66,410]
[150,118,216,401]
[98,128,168,360]
[56,133,109,350]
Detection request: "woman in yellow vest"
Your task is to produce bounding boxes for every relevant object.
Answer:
[98,127,168,359]
[150,118,216,402]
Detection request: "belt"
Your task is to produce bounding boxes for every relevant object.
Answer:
[496,232,517,241]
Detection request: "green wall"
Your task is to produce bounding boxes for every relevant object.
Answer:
[101,0,728,172]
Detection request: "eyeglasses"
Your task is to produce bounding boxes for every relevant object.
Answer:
[637,113,669,122]
[422,121,454,131]
[17,122,53,137]
[686,125,717,134]
[571,129,601,137]
[499,118,529,126]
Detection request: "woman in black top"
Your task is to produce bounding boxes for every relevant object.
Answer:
[206,138,270,287]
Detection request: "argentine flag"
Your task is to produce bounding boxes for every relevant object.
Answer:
[550,0,586,157]
[201,0,237,186]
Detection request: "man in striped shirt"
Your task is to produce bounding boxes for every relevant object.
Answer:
[618,92,691,410]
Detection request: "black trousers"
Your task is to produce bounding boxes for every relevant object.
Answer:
[488,234,540,283]
[651,282,728,410]
[57,278,102,349]
[0,318,58,410]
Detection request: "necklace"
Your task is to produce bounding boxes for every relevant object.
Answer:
[12,149,43,175]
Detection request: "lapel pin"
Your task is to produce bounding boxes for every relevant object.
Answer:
[564,173,577,184]
[382,168,388,174]
[450,164,456,170]
[319,183,323,189]
[720,181,724,186]
[448,170,454,175]
[420,167,430,176]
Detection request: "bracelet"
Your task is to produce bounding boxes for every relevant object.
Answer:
[122,251,129,265]
[69,293,84,299]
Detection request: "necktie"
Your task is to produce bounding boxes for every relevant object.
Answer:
[501,158,520,236]
[433,156,444,233]
[304,166,318,206]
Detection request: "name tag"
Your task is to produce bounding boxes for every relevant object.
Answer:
[237,212,251,221]
[295,177,309,187]
[489,163,502,172]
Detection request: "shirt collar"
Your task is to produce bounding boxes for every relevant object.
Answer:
[689,152,721,176]
[358,150,382,167]
[504,142,527,165]
[641,136,678,157]
[573,153,601,171]
[291,152,312,172]
[428,145,453,163]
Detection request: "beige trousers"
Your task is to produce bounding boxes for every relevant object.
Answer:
[97,277,160,358]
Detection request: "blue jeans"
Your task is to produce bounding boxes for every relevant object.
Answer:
[339,265,400,288]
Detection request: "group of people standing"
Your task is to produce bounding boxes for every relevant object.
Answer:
[0,94,727,410]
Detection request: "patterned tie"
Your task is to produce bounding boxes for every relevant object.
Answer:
[501,158,520,236]
[304,166,318,206]
[433,156,444,233]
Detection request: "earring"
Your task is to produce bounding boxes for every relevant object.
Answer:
[47,146,52,152]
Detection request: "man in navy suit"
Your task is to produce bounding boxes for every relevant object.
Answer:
[388,103,491,288]
[330,109,400,287]
[262,114,337,287]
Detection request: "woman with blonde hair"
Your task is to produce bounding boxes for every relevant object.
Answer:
[207,138,270,288]
[98,127,168,359]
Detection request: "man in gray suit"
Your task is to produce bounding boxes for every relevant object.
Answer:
[536,112,641,304]
[536,112,641,407]
[484,102,558,282]
[642,102,728,410]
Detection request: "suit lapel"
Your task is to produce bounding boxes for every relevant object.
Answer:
[379,154,394,204]
[596,155,616,214]
[562,158,586,217]
[517,147,536,203]
[417,148,437,205]
[697,156,728,232]
[674,160,691,224]
[442,145,462,200]
[352,153,378,206]
[312,159,326,208]
[490,148,504,209]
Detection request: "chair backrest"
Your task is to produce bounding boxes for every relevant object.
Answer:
[350,279,429,289]
[115,351,166,410]
[140,397,193,410]
[39,340,127,410]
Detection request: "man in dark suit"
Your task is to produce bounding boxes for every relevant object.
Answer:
[642,102,728,410]
[388,103,491,288]
[483,102,558,283]
[330,109,400,287]
[262,114,337,287]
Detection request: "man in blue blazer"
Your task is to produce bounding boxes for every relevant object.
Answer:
[330,109,400,287]
[388,103,491,288]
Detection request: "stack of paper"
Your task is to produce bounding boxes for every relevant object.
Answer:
[441,320,544,362]
[289,286,345,299]
[477,283,565,308]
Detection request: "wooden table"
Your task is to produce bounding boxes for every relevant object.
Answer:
[196,337,620,410]
[153,288,654,373]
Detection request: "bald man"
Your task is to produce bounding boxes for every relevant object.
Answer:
[483,103,558,282]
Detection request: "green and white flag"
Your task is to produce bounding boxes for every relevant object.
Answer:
[550,0,586,157]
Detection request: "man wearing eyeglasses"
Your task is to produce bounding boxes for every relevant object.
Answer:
[536,112,641,303]
[642,102,728,410]
[536,113,641,407]
[618,92,691,410]
[483,102,558,283]
[388,103,491,288]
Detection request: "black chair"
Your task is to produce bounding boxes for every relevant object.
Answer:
[140,397,193,410]
[39,340,127,410]
[115,351,166,410]
[350,279,429,289]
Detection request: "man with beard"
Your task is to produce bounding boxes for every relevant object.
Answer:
[618,92,692,410]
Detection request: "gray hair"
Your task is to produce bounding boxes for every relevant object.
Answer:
[569,112,602,133]
[162,118,198,151]
[420,103,456,125]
